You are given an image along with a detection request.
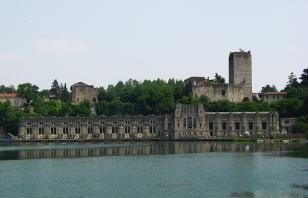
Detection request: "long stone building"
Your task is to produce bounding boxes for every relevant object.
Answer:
[18,104,280,140]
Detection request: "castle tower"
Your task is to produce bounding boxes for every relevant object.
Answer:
[229,50,252,99]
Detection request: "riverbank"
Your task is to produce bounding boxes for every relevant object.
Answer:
[1,137,306,144]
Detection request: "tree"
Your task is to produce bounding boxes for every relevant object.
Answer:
[60,83,70,102]
[259,84,277,99]
[299,68,308,86]
[0,85,15,93]
[286,72,299,88]
[213,73,226,83]
[17,83,39,103]
[50,79,60,98]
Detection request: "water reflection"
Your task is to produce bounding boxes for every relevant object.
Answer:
[0,142,307,160]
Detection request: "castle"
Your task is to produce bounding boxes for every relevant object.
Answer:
[18,50,283,141]
[185,50,252,102]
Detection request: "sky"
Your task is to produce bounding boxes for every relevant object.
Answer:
[0,0,307,92]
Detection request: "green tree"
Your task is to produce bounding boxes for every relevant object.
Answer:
[213,73,226,83]
[259,84,277,99]
[17,83,39,103]
[299,68,308,86]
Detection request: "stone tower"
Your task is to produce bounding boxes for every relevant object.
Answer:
[229,50,252,99]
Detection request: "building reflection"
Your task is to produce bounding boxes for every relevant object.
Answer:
[0,142,305,160]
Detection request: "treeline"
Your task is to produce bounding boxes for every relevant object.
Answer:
[0,69,308,136]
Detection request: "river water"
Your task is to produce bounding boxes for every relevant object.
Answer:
[0,142,308,198]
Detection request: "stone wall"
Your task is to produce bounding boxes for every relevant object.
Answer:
[71,82,98,104]
[229,50,252,99]
[192,83,244,102]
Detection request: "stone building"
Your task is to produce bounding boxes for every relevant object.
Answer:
[0,93,24,107]
[18,104,280,141]
[18,115,173,141]
[229,50,252,99]
[186,50,252,102]
[263,92,287,103]
[71,82,98,104]
[174,104,279,139]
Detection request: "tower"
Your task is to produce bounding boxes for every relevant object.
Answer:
[229,50,252,99]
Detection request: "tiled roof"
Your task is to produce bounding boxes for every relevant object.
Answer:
[0,93,17,97]
[263,92,287,95]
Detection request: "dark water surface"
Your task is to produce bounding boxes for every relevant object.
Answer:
[0,142,308,198]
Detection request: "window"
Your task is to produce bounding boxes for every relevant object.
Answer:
[262,122,267,130]
[39,122,44,126]
[150,120,155,125]
[153,127,157,133]
[39,128,44,134]
[137,126,143,133]
[88,121,93,125]
[285,120,290,124]
[183,118,186,127]
[248,122,254,130]
[26,128,32,134]
[222,122,227,130]
[101,121,105,125]
[51,127,57,134]
[235,122,240,130]
[27,122,32,126]
[112,121,117,125]
[193,118,197,128]
[149,126,153,133]
[209,122,214,130]
[75,127,80,134]
[99,127,106,134]
[64,121,68,125]
[112,127,118,134]
[125,120,130,125]
[51,121,56,126]
[187,117,193,129]
[125,126,130,133]
[63,127,69,134]
[222,90,226,96]
[88,127,93,134]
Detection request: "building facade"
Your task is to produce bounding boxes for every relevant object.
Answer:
[0,93,24,107]
[71,82,98,104]
[263,92,287,103]
[18,104,280,140]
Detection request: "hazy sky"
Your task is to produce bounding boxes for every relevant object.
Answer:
[0,0,307,92]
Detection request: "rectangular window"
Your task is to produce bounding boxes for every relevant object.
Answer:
[235,122,240,130]
[51,127,57,134]
[39,128,44,134]
[63,127,69,134]
[99,127,103,134]
[222,122,227,130]
[153,127,157,133]
[75,127,80,134]
[183,118,186,127]
[112,127,118,134]
[125,126,130,134]
[209,122,214,130]
[149,126,153,133]
[262,122,267,130]
[193,118,197,128]
[88,127,93,134]
[187,117,193,129]
[248,122,254,130]
[26,128,32,134]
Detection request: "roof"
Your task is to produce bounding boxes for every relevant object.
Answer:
[71,82,90,87]
[0,93,17,98]
[263,92,287,96]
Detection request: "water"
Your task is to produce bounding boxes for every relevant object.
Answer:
[0,142,308,198]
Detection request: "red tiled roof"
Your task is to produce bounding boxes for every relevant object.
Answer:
[263,92,287,95]
[0,93,17,97]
